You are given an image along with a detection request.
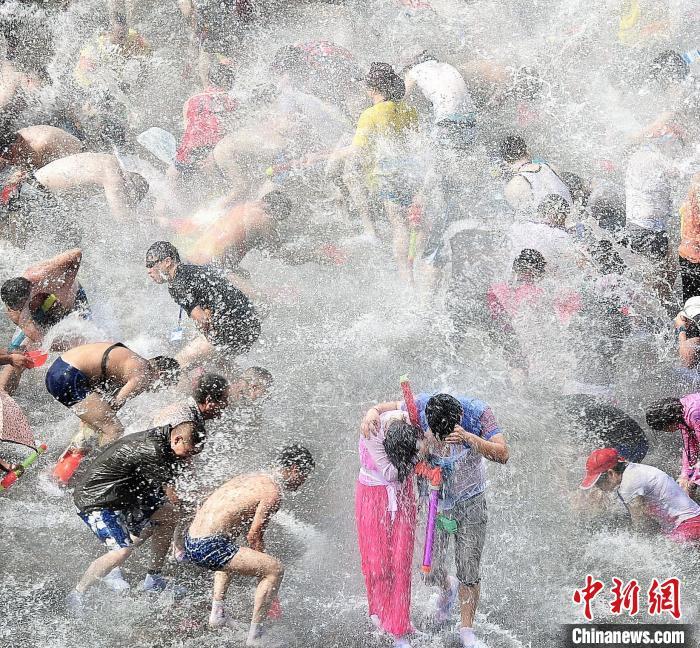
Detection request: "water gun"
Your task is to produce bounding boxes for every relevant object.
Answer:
[0,443,48,492]
[399,375,442,572]
[8,330,26,352]
[53,422,98,485]
[414,461,442,573]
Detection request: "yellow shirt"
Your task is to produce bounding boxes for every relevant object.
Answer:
[352,100,418,186]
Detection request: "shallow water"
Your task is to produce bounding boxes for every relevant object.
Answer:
[2,0,700,647]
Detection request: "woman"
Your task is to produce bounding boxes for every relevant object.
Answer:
[645,396,700,503]
[355,410,423,648]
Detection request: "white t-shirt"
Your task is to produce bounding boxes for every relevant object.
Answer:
[505,161,573,213]
[617,463,700,528]
[508,221,580,276]
[406,60,475,124]
[625,146,672,231]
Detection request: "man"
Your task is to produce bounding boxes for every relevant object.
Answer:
[672,296,700,370]
[678,172,700,303]
[168,192,344,298]
[184,444,314,644]
[67,416,204,609]
[145,241,261,369]
[580,448,700,542]
[0,124,83,172]
[623,139,677,307]
[152,372,230,429]
[27,152,149,221]
[645,396,700,503]
[563,394,648,463]
[508,194,585,277]
[47,343,180,483]
[499,135,572,214]
[0,248,88,394]
[362,392,508,648]
[402,49,477,149]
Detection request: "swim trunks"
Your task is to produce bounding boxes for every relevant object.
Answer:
[78,504,157,550]
[45,357,91,407]
[184,532,240,570]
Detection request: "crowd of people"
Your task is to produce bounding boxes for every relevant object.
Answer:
[1,0,700,646]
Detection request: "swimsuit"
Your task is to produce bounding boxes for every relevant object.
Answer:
[45,342,126,408]
[184,532,240,570]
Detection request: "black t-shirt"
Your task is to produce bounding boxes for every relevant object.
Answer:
[74,427,181,513]
[168,263,257,327]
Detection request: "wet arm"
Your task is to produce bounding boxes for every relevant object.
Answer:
[360,399,404,438]
[448,427,509,464]
[25,248,82,293]
[676,331,700,368]
[112,373,151,410]
[189,306,212,333]
[246,492,281,553]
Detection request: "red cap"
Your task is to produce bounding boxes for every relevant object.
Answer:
[580,448,621,490]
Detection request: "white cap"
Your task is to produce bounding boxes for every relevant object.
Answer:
[682,296,700,322]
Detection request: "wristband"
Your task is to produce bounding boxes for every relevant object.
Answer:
[675,325,687,337]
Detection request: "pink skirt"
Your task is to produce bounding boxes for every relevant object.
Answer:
[355,479,416,637]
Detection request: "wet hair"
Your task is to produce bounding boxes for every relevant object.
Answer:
[645,398,684,430]
[649,50,689,86]
[194,372,229,404]
[262,191,292,221]
[425,393,463,441]
[148,356,181,386]
[146,241,180,264]
[499,135,528,162]
[0,277,32,310]
[125,172,149,206]
[591,199,625,234]
[560,172,590,207]
[590,239,625,276]
[537,194,570,228]
[365,62,405,102]
[383,420,421,482]
[513,248,546,277]
[209,57,236,88]
[242,366,273,385]
[278,444,315,475]
[511,66,543,100]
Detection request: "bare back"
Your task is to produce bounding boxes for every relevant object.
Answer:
[17,125,83,168]
[34,152,120,192]
[189,472,281,538]
[61,342,147,385]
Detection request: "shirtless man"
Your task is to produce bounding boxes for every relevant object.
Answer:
[30,152,149,221]
[184,444,314,644]
[0,248,88,393]
[0,125,83,172]
[46,342,180,451]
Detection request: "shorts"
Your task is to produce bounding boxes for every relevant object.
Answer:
[208,313,261,354]
[184,532,240,570]
[625,225,668,263]
[45,357,91,407]
[78,507,154,551]
[427,492,487,587]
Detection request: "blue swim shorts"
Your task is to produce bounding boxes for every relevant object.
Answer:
[45,357,91,407]
[77,508,153,551]
[184,532,240,570]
